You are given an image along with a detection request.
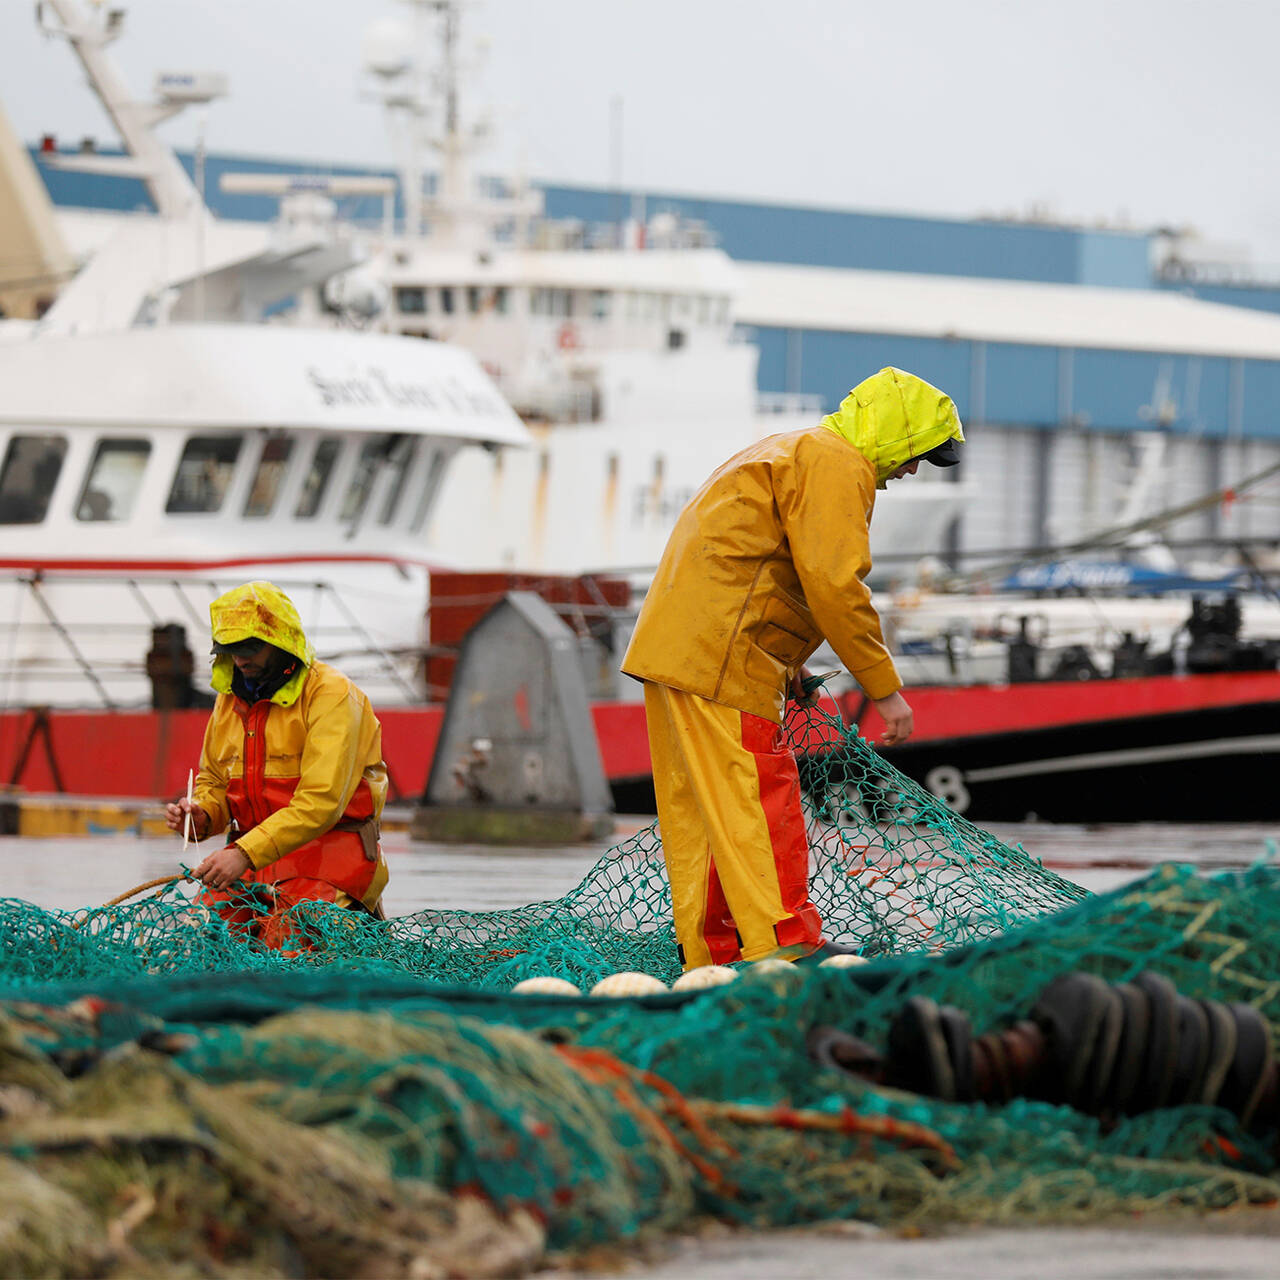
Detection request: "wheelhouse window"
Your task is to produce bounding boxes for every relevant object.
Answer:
[244,437,294,517]
[378,436,417,525]
[439,287,455,315]
[341,434,394,526]
[0,434,67,524]
[295,437,341,518]
[166,435,243,514]
[76,438,150,522]
[411,446,451,532]
[395,286,427,314]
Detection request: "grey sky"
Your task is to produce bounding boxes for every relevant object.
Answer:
[5,0,1280,262]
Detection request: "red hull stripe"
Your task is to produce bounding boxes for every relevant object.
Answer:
[3,671,1278,800]
[0,553,449,573]
[848,671,1280,745]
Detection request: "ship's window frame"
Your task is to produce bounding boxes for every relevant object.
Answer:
[395,285,428,314]
[466,286,483,315]
[0,432,68,525]
[75,437,151,523]
[590,290,610,320]
[341,433,394,530]
[243,435,295,519]
[410,445,451,533]
[165,434,244,515]
[492,285,509,315]
[295,435,343,519]
[377,435,418,526]
[439,286,455,315]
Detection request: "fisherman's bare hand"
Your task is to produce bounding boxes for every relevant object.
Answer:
[194,845,251,891]
[872,691,914,747]
[788,666,817,705]
[164,798,209,841]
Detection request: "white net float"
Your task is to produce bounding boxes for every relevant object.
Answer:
[511,976,581,996]
[589,971,668,997]
[671,965,740,991]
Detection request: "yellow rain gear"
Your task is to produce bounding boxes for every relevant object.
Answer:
[823,366,965,489]
[191,582,389,915]
[622,368,963,967]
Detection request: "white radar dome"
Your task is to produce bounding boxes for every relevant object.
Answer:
[362,16,415,78]
[323,270,389,321]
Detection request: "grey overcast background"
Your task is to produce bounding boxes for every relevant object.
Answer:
[4,0,1280,260]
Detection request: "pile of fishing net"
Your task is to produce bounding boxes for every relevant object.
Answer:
[0,701,1277,1277]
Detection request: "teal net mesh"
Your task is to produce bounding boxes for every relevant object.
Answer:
[0,699,1276,1277]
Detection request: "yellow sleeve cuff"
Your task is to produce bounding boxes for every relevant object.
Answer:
[851,655,902,702]
[234,831,278,870]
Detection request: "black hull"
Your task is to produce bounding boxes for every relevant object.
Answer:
[876,700,1280,823]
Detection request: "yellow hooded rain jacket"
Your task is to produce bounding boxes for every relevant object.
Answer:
[622,368,963,722]
[191,581,390,911]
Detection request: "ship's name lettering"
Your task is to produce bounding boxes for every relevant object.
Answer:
[307,367,503,415]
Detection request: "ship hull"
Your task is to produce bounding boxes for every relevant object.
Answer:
[869,696,1280,823]
[4,671,1277,826]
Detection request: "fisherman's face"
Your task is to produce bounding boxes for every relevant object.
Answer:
[888,459,921,481]
[231,641,275,681]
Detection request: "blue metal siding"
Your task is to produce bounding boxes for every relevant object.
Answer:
[543,183,1109,284]
[33,146,1154,287]
[983,343,1059,425]
[752,328,971,416]
[1073,349,1176,431]
[30,147,401,224]
[1077,232,1151,289]
[747,327,790,395]
[1187,357,1232,437]
[1175,282,1280,317]
[1241,361,1280,437]
[1070,350,1239,434]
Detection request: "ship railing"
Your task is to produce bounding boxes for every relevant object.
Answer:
[0,571,424,711]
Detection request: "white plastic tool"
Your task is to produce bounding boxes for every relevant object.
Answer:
[182,767,193,852]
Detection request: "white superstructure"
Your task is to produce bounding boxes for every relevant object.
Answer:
[0,0,529,708]
[316,0,975,577]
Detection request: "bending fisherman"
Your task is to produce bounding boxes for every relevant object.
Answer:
[622,367,964,970]
[164,580,389,947]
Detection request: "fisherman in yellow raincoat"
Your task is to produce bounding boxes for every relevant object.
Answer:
[622,367,964,970]
[164,581,390,948]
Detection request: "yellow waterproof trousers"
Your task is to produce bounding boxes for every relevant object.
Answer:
[644,683,823,969]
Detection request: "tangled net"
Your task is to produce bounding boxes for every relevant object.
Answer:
[0,699,1276,1277]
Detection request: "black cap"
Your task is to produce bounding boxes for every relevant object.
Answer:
[918,438,962,468]
[211,636,268,658]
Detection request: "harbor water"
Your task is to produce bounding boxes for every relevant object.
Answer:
[8,818,1278,914]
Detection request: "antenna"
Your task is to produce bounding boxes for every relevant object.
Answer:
[34,0,223,220]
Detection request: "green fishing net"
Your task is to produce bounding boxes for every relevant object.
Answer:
[0,699,1276,1278]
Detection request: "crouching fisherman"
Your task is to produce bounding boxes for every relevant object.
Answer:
[164,581,390,948]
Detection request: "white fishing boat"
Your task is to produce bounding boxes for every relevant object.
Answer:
[0,0,527,709]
